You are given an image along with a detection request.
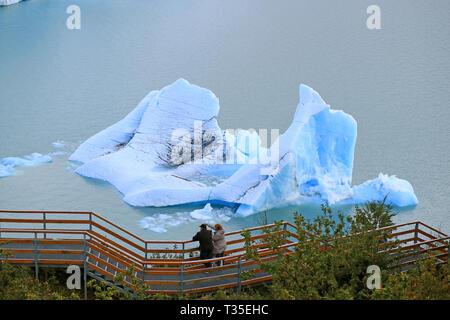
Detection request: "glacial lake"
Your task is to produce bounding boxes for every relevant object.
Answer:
[1,0,449,240]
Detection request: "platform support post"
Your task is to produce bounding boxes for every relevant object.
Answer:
[83,234,88,300]
[43,212,46,239]
[414,223,419,244]
[182,243,185,262]
[237,256,242,295]
[179,264,184,296]
[447,242,449,265]
[33,232,38,280]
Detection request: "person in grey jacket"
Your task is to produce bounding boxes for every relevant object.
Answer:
[207,223,227,266]
[193,224,214,268]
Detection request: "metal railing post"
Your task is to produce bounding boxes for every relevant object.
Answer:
[182,243,185,263]
[237,256,242,295]
[447,242,449,265]
[34,232,39,280]
[414,223,419,244]
[143,242,148,284]
[180,263,184,296]
[83,234,88,300]
[145,242,148,261]
[43,212,46,239]
[89,213,92,232]
[413,223,420,267]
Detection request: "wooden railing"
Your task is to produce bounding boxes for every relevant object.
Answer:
[0,210,300,295]
[0,210,448,296]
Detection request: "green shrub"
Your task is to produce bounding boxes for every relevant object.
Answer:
[240,199,448,300]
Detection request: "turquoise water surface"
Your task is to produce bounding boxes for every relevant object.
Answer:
[1,0,449,239]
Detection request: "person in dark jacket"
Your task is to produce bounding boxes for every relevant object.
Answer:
[192,224,214,268]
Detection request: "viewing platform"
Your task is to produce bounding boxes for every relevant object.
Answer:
[0,210,448,298]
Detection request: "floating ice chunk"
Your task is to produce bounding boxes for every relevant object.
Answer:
[190,203,214,220]
[352,173,418,207]
[50,151,69,157]
[138,205,233,233]
[1,153,52,167]
[139,211,193,233]
[138,219,168,233]
[0,164,15,178]
[52,140,66,149]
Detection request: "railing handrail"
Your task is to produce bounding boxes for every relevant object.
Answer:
[0,210,293,244]
[417,221,448,238]
[0,210,92,214]
[1,211,447,266]
[0,227,298,267]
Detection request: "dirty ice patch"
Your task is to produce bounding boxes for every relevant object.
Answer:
[138,204,234,233]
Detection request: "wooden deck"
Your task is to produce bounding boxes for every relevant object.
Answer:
[0,210,448,298]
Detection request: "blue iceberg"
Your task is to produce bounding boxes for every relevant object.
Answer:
[70,79,418,216]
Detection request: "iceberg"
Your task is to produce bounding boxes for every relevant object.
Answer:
[71,79,418,216]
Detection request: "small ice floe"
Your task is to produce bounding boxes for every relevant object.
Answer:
[1,153,52,167]
[0,164,15,178]
[52,140,66,149]
[49,151,69,157]
[139,204,233,233]
[190,203,214,220]
[0,153,52,178]
[139,212,191,233]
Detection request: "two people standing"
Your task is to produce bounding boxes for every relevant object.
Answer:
[192,223,227,268]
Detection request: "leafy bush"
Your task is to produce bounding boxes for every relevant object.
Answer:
[0,248,79,300]
[239,199,448,300]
